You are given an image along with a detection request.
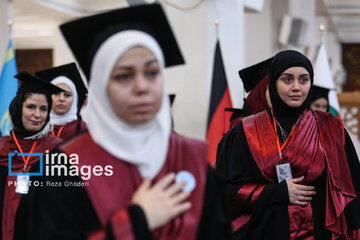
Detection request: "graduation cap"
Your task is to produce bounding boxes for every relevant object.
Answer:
[15,71,64,96]
[60,4,184,81]
[239,57,273,93]
[35,63,88,109]
[310,85,330,103]
[35,63,87,96]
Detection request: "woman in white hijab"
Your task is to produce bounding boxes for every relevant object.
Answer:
[35,63,88,140]
[30,4,231,240]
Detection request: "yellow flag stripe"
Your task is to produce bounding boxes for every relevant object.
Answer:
[1,111,11,135]
[5,48,14,63]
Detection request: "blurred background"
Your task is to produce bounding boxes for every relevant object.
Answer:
[1,0,360,156]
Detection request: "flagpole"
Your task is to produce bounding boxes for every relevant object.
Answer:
[319,24,325,45]
[214,20,227,135]
[214,19,219,40]
[8,0,13,34]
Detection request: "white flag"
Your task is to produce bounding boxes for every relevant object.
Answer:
[313,43,340,117]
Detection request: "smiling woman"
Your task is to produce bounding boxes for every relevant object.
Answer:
[21,93,49,132]
[0,71,63,240]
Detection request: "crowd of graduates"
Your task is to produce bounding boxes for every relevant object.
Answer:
[0,3,359,240]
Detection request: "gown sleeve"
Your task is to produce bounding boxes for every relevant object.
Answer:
[196,166,232,240]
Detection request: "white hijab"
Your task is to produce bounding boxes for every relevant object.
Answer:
[84,30,171,179]
[50,76,78,125]
[23,121,53,140]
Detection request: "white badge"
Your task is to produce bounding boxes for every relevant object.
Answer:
[175,170,196,192]
[15,175,30,194]
[276,163,292,183]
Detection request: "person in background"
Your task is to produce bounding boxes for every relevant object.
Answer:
[308,85,329,112]
[35,63,87,140]
[216,50,360,239]
[224,58,273,132]
[0,71,63,240]
[239,57,273,116]
[29,4,231,240]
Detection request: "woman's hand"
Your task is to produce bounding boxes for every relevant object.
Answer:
[286,176,316,206]
[131,173,192,231]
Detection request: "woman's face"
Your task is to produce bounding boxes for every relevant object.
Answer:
[275,67,311,108]
[107,46,163,125]
[52,83,74,115]
[22,93,48,132]
[310,98,328,112]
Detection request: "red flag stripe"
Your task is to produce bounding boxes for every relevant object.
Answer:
[207,87,232,164]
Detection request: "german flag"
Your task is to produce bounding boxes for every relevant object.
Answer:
[206,41,232,165]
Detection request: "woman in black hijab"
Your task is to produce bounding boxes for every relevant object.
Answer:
[0,71,63,239]
[308,86,329,112]
[216,50,360,239]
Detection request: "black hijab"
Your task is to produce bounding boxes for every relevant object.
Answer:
[268,50,314,134]
[9,93,52,139]
[309,85,329,111]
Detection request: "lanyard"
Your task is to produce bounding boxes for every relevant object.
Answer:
[12,130,38,172]
[272,114,299,163]
[52,125,65,137]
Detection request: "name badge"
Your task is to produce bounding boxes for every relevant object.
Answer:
[276,163,292,183]
[15,175,30,194]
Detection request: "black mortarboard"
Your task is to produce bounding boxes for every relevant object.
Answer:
[238,57,273,92]
[15,71,64,96]
[35,63,88,110]
[169,94,176,107]
[310,85,329,103]
[35,63,87,96]
[60,4,184,81]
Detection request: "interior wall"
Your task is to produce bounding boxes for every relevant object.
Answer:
[0,0,10,66]
[244,0,272,67]
[163,0,245,139]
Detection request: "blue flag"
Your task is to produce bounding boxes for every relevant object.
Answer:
[0,40,18,136]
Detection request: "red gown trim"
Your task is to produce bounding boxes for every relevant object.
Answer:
[231,183,265,232]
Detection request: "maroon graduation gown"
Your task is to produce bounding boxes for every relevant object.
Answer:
[52,120,87,140]
[58,131,208,240]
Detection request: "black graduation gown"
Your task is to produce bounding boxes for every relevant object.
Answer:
[0,134,61,240]
[216,117,360,240]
